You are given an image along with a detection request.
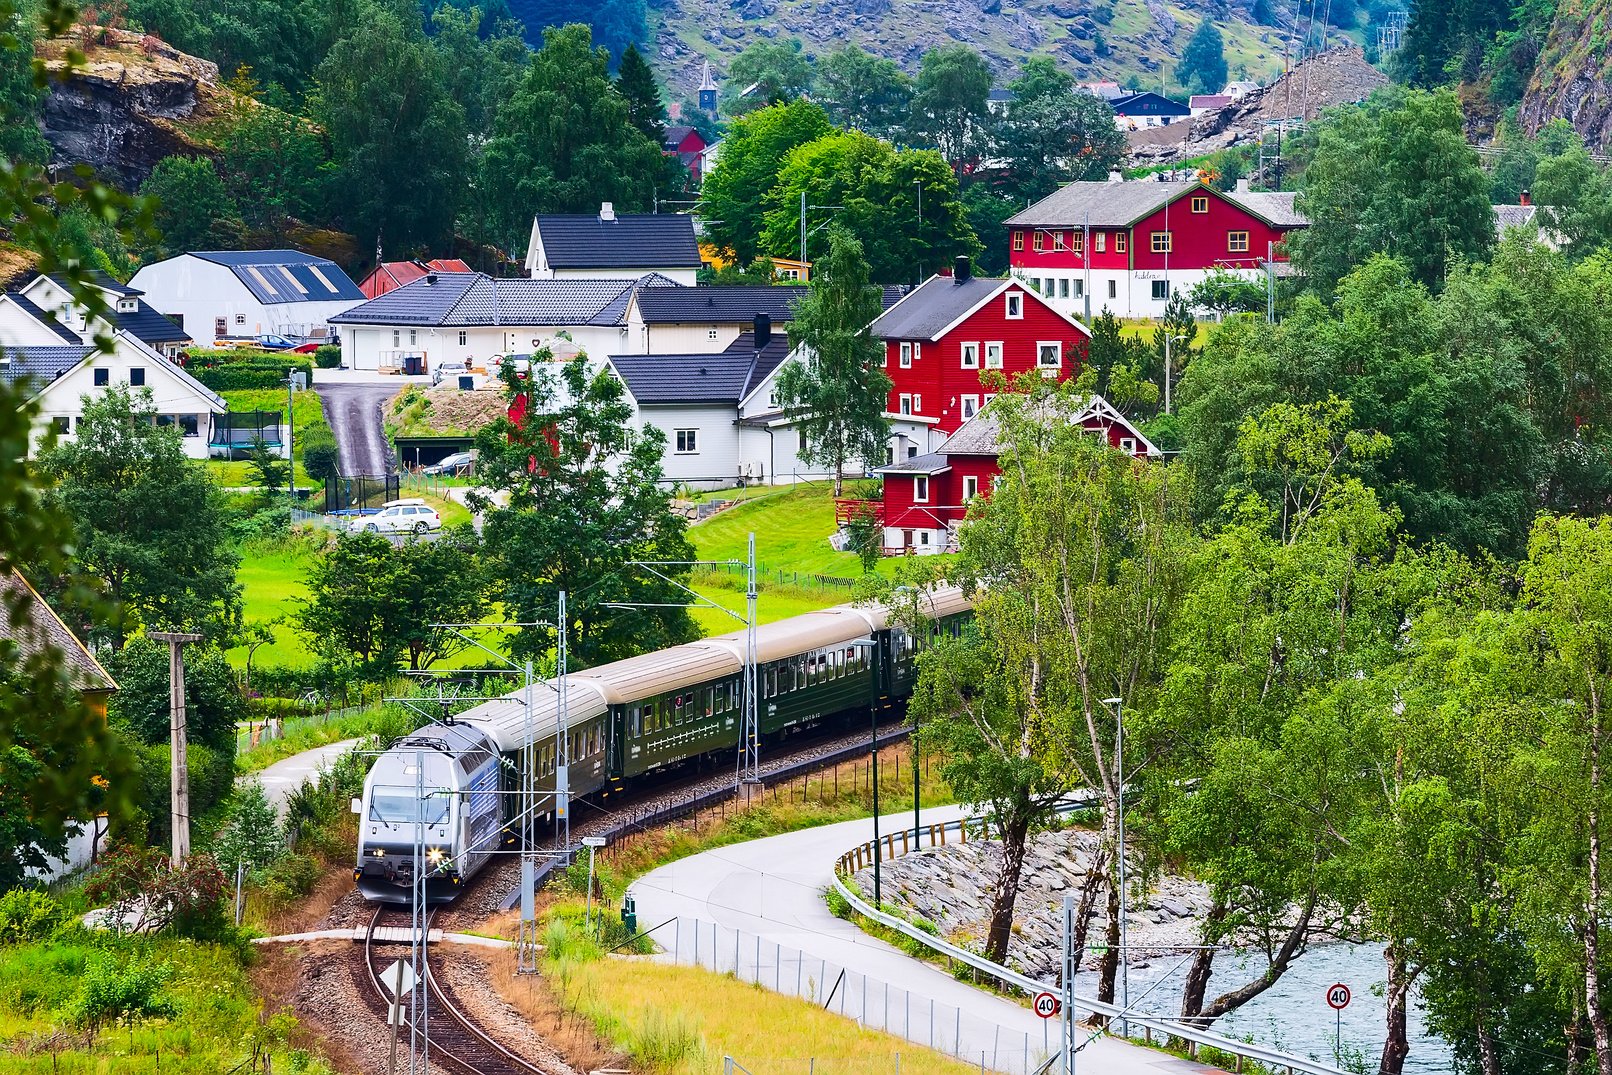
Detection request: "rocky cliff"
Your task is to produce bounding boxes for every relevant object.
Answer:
[35,27,224,189]
[1520,0,1612,150]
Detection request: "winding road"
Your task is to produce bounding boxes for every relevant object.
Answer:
[314,381,399,476]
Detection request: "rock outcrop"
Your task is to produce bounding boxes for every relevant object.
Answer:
[1519,0,1612,151]
[36,28,223,189]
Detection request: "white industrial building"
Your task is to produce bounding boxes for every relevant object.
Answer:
[127,250,365,344]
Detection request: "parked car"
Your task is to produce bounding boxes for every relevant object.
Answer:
[213,333,298,351]
[420,451,475,476]
[349,498,442,535]
[432,359,469,387]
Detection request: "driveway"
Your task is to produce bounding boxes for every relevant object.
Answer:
[315,382,400,476]
[241,737,365,820]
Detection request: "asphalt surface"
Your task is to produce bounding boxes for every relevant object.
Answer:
[314,382,399,476]
[241,737,365,820]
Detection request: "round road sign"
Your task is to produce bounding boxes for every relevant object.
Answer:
[1326,982,1351,1010]
[1034,992,1061,1019]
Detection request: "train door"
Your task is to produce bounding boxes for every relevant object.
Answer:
[607,706,626,781]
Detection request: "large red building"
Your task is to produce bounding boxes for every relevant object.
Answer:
[868,258,1092,463]
[1005,178,1307,319]
[870,394,1158,554]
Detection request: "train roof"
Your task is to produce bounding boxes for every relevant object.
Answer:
[455,584,970,754]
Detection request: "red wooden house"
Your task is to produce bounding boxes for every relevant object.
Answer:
[869,394,1159,554]
[868,256,1092,464]
[1006,178,1306,319]
[359,259,474,300]
[663,125,709,184]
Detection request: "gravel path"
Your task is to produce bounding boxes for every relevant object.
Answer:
[315,382,398,476]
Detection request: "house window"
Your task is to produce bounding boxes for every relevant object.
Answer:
[709,328,720,340]
[913,393,923,413]
[458,331,467,346]
[93,368,109,387]
[1120,436,1138,454]
[984,342,1004,369]
[235,314,246,325]
[1108,281,1118,299]
[907,445,918,458]
[1152,232,1172,254]
[408,329,417,346]
[962,475,979,500]
[881,347,889,368]
[1152,280,1170,301]
[1037,342,1062,368]
[913,475,929,502]
[1095,232,1106,253]
[961,394,979,419]
[1073,280,1084,297]
[53,416,70,434]
[899,394,912,415]
[129,367,145,386]
[118,298,137,313]
[1005,293,1023,319]
[959,342,979,369]
[1191,196,1209,214]
[1012,231,1024,251]
[899,342,913,368]
[392,330,401,347]
[1052,231,1065,251]
[675,429,698,454]
[1228,231,1250,253]
[1058,279,1070,299]
[1115,233,1128,253]
[1032,231,1043,252]
[178,415,199,437]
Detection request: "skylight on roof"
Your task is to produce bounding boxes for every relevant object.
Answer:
[246,266,279,296]
[307,266,338,294]
[285,269,309,295]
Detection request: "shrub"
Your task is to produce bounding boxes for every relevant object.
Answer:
[64,953,175,1033]
[211,783,285,874]
[303,440,341,483]
[0,890,68,945]
[314,345,342,368]
[83,845,227,938]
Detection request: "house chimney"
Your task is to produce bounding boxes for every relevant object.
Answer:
[1236,177,1251,193]
[754,313,772,350]
[425,273,438,285]
[1107,169,1124,184]
[1519,189,1532,207]
[954,255,972,283]
[600,201,616,222]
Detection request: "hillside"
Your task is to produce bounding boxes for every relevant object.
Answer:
[1519,0,1612,150]
[648,0,1360,98]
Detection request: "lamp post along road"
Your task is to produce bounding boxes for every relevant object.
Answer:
[848,636,881,904]
[150,631,202,865]
[1102,696,1128,1038]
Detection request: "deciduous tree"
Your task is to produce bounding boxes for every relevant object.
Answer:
[907,44,993,173]
[818,45,910,140]
[700,99,833,265]
[138,156,246,257]
[724,37,814,114]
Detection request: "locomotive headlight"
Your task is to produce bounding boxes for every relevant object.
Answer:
[427,847,444,864]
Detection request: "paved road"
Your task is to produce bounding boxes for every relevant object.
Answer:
[314,382,399,476]
[628,804,1228,1075]
[241,737,364,819]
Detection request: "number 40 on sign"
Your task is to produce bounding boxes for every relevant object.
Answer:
[1033,992,1061,1019]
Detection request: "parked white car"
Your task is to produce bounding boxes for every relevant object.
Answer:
[349,498,442,535]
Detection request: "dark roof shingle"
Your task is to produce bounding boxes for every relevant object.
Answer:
[609,331,791,405]
[634,285,810,324]
[0,346,94,392]
[5,294,81,344]
[116,303,191,346]
[535,214,701,270]
[868,275,1004,340]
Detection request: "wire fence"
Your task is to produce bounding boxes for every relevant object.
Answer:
[692,562,859,593]
[664,917,1053,1075]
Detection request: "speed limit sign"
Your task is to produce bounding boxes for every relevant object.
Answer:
[1033,991,1061,1019]
[1326,982,1351,1010]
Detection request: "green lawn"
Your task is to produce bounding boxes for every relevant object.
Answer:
[221,387,328,431]
[229,539,317,674]
[688,484,875,579]
[1116,318,1212,348]
[205,457,322,488]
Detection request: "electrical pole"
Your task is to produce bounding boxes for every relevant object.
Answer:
[150,631,202,865]
[286,373,296,518]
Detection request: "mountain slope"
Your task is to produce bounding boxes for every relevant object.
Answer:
[649,0,1360,98]
[1519,0,1612,150]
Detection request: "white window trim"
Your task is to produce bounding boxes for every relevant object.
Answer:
[1005,293,1023,319]
[961,394,980,419]
[1037,341,1062,368]
[899,394,912,415]
[962,475,979,500]
[984,341,1004,369]
[913,475,929,503]
[960,342,979,369]
[899,342,913,368]
[674,428,699,454]
[1120,436,1138,453]
[913,393,923,413]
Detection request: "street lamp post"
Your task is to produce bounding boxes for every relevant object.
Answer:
[1101,696,1127,1038]
[848,636,881,905]
[1162,332,1189,416]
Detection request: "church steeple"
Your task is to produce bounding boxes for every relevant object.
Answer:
[698,60,718,115]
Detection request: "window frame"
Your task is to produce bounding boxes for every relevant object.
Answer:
[128,367,145,387]
[674,428,699,454]
[1151,231,1172,254]
[898,394,912,415]
[1051,231,1066,251]
[1036,341,1063,369]
[1190,195,1209,214]
[92,368,109,387]
[899,342,913,368]
[960,394,980,420]
[1012,230,1024,251]
[1095,232,1106,253]
[984,341,1004,369]
[1115,233,1128,253]
[962,474,979,500]
[1151,280,1170,301]
[1032,231,1044,252]
[1004,292,1023,319]
[913,474,929,503]
[1227,230,1250,253]
[1119,436,1138,454]
[458,331,467,346]
[959,342,979,369]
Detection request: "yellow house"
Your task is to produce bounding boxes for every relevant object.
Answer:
[699,243,812,283]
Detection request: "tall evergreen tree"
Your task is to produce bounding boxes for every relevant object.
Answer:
[477,24,663,253]
[616,43,666,144]
[1176,20,1228,96]
[775,227,891,496]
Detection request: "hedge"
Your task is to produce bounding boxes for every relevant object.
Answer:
[314,345,342,369]
[196,367,303,391]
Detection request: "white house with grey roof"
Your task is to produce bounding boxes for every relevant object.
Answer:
[525,204,703,285]
[128,250,365,345]
[16,272,191,357]
[328,271,683,373]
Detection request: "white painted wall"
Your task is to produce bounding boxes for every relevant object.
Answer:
[0,296,77,348]
[336,323,630,373]
[30,339,222,458]
[1013,266,1257,319]
[129,256,360,342]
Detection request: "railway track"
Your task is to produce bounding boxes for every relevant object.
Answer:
[360,905,546,1075]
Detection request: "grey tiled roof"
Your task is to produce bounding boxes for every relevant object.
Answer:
[188,250,365,304]
[535,214,701,270]
[868,275,1004,341]
[609,331,792,405]
[0,346,93,392]
[5,294,80,343]
[1225,190,1308,227]
[1,569,116,693]
[1494,204,1539,235]
[330,273,656,328]
[635,285,810,324]
[1008,181,1310,229]
[877,451,951,475]
[591,273,682,327]
[116,302,190,346]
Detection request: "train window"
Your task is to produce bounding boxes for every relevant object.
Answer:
[704,687,714,717]
[629,705,641,737]
[796,656,807,690]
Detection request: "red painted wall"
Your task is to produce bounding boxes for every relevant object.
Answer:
[882,285,1088,434]
[881,470,961,531]
[1009,228,1132,271]
[1131,190,1293,272]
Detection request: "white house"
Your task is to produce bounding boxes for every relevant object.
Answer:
[607,318,833,490]
[15,271,192,357]
[127,250,366,344]
[328,271,684,373]
[524,204,703,285]
[0,331,226,459]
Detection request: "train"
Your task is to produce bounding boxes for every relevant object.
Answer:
[353,586,972,903]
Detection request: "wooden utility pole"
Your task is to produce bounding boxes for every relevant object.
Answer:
[150,631,202,865]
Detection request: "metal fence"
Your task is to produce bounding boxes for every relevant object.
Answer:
[325,473,399,514]
[666,917,1053,1075]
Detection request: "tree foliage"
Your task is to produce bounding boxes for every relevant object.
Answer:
[1175,19,1228,96]
[724,37,814,114]
[992,90,1126,207]
[138,157,245,257]
[700,99,834,265]
[907,44,993,172]
[817,45,910,141]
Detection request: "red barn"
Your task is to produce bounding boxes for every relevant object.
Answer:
[1006,178,1306,319]
[359,259,474,300]
[872,394,1158,554]
[868,257,1092,463]
[663,125,709,184]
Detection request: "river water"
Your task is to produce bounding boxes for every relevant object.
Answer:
[1074,941,1455,1073]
